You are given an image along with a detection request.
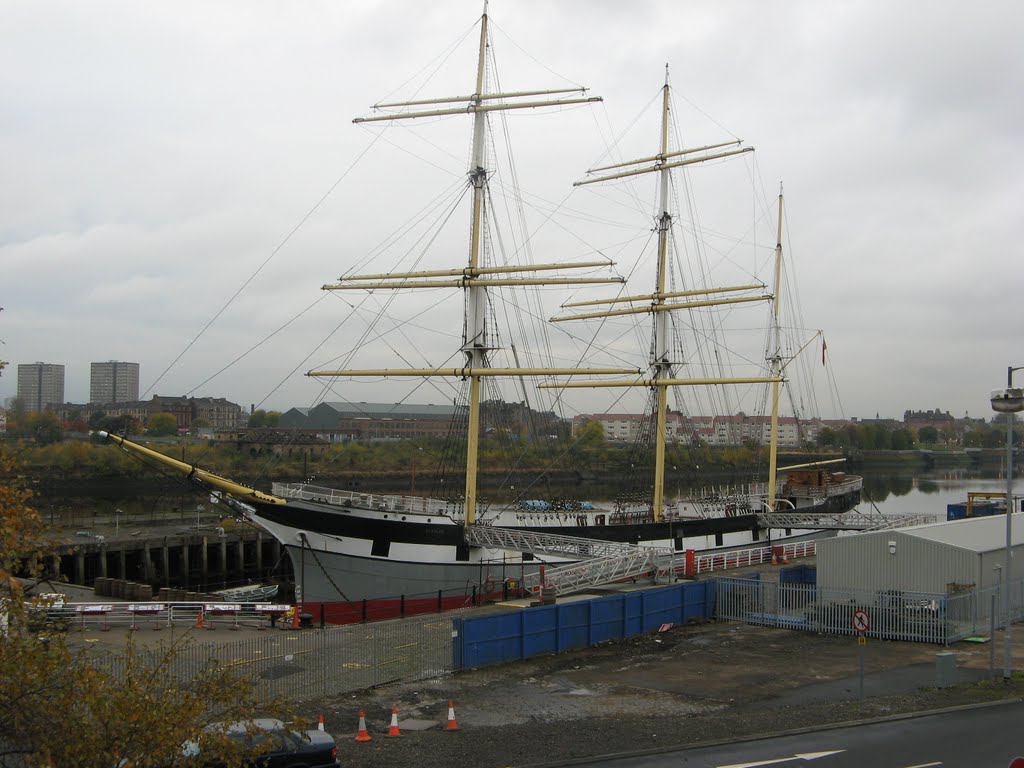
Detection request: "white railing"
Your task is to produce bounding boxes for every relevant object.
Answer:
[29,601,296,631]
[692,540,817,574]
[272,483,462,518]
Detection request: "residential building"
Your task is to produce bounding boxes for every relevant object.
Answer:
[903,408,956,431]
[149,395,245,430]
[79,395,245,431]
[90,361,140,403]
[573,411,821,448]
[17,362,65,413]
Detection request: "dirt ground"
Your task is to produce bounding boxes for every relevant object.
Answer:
[315,619,1024,768]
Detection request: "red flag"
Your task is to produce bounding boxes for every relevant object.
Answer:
[822,336,827,366]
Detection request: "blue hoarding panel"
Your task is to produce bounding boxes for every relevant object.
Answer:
[557,602,590,651]
[458,580,717,669]
[522,605,558,657]
[460,611,525,668]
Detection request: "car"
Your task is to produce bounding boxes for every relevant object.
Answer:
[180,718,339,767]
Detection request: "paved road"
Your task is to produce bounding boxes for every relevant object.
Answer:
[574,700,1024,768]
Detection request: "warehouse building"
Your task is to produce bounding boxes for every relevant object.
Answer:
[816,513,1024,594]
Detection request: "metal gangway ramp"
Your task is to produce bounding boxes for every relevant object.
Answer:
[757,510,937,531]
[464,525,673,597]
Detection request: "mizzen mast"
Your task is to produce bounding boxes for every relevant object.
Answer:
[309,6,634,526]
[766,190,785,512]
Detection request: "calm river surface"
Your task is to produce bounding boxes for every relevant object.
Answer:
[859,471,1012,520]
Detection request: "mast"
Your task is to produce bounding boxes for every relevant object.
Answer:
[464,6,490,525]
[766,190,785,512]
[546,68,773,523]
[310,5,630,528]
[651,69,672,520]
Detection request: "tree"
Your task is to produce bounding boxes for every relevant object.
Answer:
[917,426,938,444]
[247,410,282,428]
[97,414,142,436]
[963,430,984,448]
[0,444,289,765]
[890,428,914,450]
[147,412,179,436]
[25,411,63,444]
[87,410,108,431]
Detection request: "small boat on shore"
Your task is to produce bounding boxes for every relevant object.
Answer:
[211,583,279,603]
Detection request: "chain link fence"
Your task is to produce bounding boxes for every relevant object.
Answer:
[92,612,460,704]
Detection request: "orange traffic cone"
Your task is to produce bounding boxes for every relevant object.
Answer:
[387,705,401,737]
[354,709,372,742]
[194,607,205,629]
[317,713,325,732]
[291,606,301,630]
[445,700,459,731]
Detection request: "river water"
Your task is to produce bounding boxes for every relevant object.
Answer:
[859,470,1013,520]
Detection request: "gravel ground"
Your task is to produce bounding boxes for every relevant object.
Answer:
[306,620,1024,767]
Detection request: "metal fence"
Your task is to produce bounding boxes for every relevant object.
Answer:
[693,540,816,574]
[92,612,459,704]
[715,575,1024,645]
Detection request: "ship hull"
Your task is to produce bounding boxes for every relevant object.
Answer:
[243,493,809,602]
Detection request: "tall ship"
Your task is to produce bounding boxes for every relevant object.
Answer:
[102,6,859,603]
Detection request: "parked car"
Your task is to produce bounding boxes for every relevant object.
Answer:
[180,718,339,767]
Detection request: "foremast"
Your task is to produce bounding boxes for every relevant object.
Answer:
[546,68,779,523]
[309,6,636,526]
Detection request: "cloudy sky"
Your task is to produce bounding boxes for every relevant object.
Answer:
[1,0,1021,422]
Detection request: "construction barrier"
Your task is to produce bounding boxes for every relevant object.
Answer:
[455,580,714,668]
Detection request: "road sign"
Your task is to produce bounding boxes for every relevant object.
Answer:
[852,609,870,633]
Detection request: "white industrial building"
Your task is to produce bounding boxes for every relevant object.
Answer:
[816,513,1024,594]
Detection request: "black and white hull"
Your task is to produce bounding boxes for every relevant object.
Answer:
[243,482,814,602]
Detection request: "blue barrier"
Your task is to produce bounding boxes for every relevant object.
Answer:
[456,581,715,669]
[779,564,817,584]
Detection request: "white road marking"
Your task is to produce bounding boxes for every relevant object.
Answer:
[718,750,846,768]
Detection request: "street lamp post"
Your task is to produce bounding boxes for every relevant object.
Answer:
[991,366,1024,682]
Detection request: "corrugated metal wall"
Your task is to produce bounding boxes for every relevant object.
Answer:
[979,549,1024,588]
[817,531,979,593]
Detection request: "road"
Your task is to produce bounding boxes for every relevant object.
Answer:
[573,700,1024,768]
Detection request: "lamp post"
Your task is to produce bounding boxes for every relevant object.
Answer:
[991,366,1024,682]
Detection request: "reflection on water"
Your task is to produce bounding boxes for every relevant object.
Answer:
[861,470,1012,519]
[38,468,1016,527]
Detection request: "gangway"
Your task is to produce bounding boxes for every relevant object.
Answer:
[464,525,644,560]
[757,511,937,531]
[464,525,672,597]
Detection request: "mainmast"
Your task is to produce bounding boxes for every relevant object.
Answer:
[766,190,785,511]
[310,6,635,526]
[547,68,777,523]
